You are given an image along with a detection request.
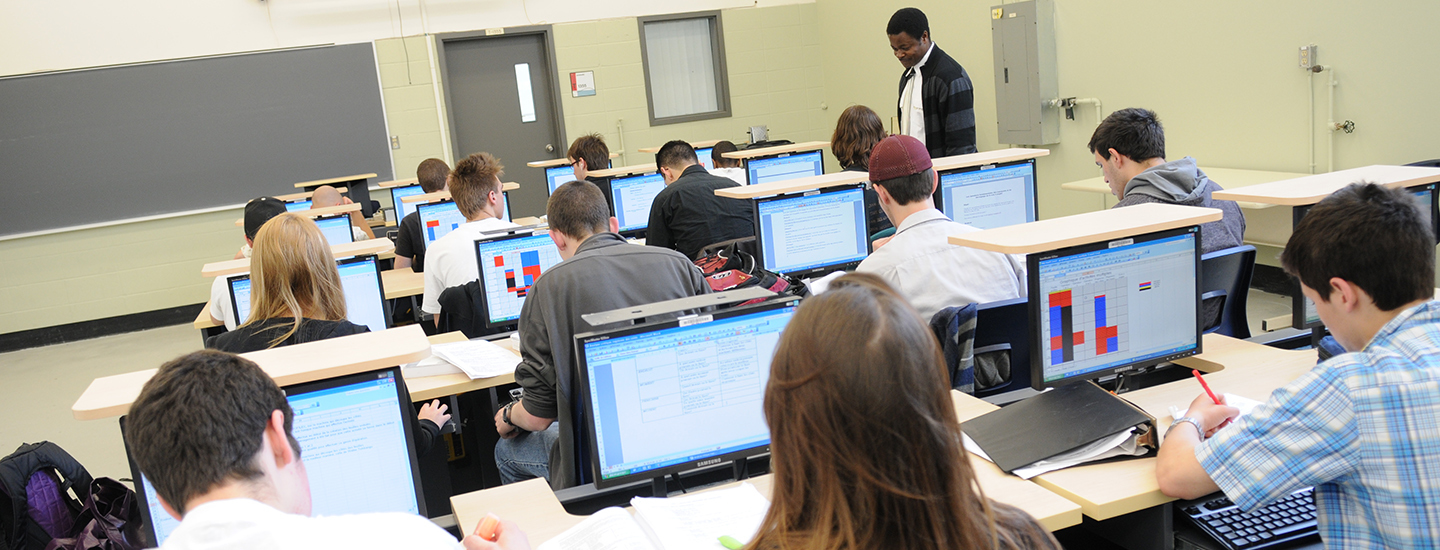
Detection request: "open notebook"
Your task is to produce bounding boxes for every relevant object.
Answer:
[538,483,769,550]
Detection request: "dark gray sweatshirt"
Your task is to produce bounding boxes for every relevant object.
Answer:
[1115,157,1246,253]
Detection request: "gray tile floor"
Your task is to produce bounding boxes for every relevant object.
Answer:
[0,289,1297,481]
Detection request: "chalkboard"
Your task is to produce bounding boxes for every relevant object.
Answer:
[0,43,394,237]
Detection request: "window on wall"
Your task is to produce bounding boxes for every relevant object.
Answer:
[638,11,731,126]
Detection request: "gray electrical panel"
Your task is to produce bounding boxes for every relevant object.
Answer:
[992,0,1058,145]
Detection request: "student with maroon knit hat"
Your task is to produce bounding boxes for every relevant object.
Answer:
[855,135,1025,321]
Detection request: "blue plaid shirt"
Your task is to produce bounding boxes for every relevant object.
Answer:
[1197,300,1440,549]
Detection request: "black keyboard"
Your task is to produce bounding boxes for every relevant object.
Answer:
[1176,487,1320,550]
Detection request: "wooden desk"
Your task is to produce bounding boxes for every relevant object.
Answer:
[450,390,1082,543]
[720,141,829,160]
[1060,167,1306,211]
[275,190,314,202]
[407,332,520,402]
[73,325,431,420]
[714,171,867,200]
[200,239,394,278]
[949,203,1222,254]
[400,183,522,204]
[382,267,425,300]
[1211,165,1440,206]
[527,153,620,169]
[588,163,657,179]
[292,173,379,189]
[952,334,1317,521]
[931,147,1050,172]
[637,139,722,154]
[233,202,362,226]
[379,177,420,188]
[194,303,221,330]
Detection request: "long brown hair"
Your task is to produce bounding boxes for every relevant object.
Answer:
[830,105,887,170]
[243,213,348,348]
[750,273,1057,550]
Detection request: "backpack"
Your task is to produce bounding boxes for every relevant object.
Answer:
[0,442,92,550]
[694,237,798,305]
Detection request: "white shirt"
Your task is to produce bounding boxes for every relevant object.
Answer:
[856,208,1026,321]
[351,225,370,242]
[160,498,461,550]
[899,42,935,143]
[709,166,749,185]
[209,275,238,330]
[421,216,519,314]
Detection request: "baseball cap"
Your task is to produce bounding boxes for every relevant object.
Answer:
[244,197,287,239]
[868,135,933,182]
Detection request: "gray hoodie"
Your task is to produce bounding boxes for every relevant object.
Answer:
[1114,156,1246,253]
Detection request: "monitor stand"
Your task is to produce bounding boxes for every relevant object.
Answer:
[649,458,753,498]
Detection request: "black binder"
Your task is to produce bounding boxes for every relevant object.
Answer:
[961,380,1157,474]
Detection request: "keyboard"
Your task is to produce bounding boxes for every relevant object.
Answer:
[1176,487,1320,550]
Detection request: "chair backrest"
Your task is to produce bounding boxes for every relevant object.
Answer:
[972,297,1032,399]
[1405,159,1440,168]
[1199,245,1256,339]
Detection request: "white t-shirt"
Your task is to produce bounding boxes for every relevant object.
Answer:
[421,216,519,314]
[352,225,370,242]
[208,275,238,331]
[709,166,748,186]
[899,42,935,143]
[160,498,461,550]
[856,208,1026,321]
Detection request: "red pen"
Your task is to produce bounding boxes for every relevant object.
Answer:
[1192,369,1221,405]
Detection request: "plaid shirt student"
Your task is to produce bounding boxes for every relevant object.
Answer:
[1197,300,1440,549]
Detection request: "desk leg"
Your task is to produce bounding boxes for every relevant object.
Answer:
[1082,502,1174,550]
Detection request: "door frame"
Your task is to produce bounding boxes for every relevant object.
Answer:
[434,26,568,165]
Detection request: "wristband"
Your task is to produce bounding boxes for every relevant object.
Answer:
[1170,416,1206,439]
[503,401,528,432]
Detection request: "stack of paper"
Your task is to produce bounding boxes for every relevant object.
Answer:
[537,483,771,550]
[418,339,521,379]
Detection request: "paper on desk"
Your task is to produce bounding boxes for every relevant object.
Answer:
[400,354,463,379]
[803,271,847,295]
[630,483,771,550]
[1167,393,1266,426]
[536,507,659,550]
[962,429,1146,480]
[428,339,520,379]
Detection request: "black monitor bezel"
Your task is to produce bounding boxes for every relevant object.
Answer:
[415,199,465,248]
[606,170,665,238]
[575,296,802,490]
[932,158,1039,229]
[472,229,558,329]
[742,149,826,187]
[1289,182,1440,329]
[752,183,871,279]
[335,254,392,331]
[1027,225,1204,390]
[389,184,425,220]
[312,213,356,245]
[118,366,428,547]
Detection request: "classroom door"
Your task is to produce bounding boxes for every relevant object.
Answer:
[440,32,564,219]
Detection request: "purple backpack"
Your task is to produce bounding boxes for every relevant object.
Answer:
[0,442,93,550]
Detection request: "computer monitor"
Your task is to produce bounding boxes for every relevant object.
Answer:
[1289,183,1439,329]
[229,254,388,332]
[935,159,1038,230]
[121,366,427,547]
[501,191,513,224]
[546,165,575,195]
[608,172,666,236]
[390,184,426,221]
[754,185,870,279]
[473,231,564,328]
[1028,226,1202,390]
[696,147,715,170]
[285,199,312,212]
[313,213,355,245]
[576,297,801,489]
[745,150,824,187]
[417,200,467,248]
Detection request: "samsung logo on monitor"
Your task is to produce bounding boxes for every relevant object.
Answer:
[696,458,723,468]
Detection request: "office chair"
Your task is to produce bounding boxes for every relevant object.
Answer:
[1199,245,1257,339]
[972,297,1032,400]
[1405,159,1440,168]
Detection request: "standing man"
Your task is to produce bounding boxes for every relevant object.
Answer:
[888,7,977,158]
[646,140,754,260]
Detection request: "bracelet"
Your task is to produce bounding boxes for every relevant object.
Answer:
[502,401,518,428]
[1171,416,1206,439]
